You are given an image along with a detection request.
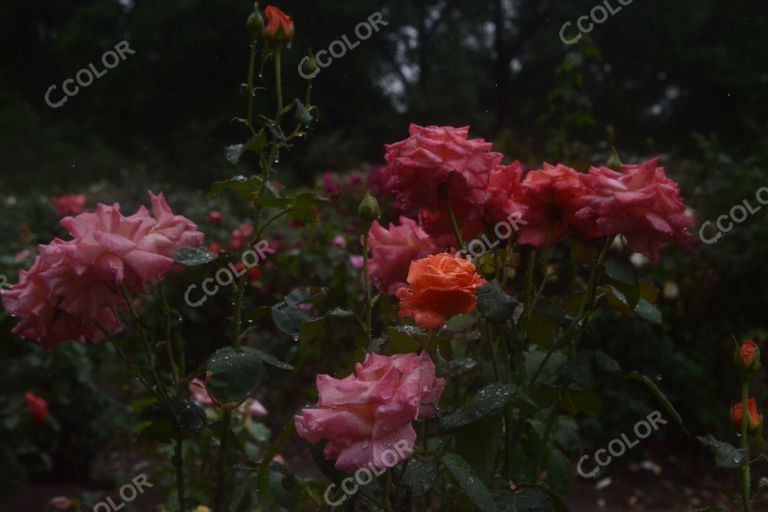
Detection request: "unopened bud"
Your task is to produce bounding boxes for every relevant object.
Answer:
[358,192,381,223]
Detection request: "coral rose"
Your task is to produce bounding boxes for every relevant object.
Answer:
[396,253,487,329]
[574,158,694,260]
[367,217,439,294]
[264,5,294,45]
[384,124,502,211]
[295,352,445,472]
[732,398,762,432]
[514,163,596,248]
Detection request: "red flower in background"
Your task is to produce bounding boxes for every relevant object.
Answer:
[208,211,223,223]
[574,159,694,260]
[25,391,49,423]
[51,194,87,217]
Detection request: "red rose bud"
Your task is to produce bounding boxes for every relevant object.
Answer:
[25,391,49,424]
[208,242,221,254]
[732,398,762,432]
[264,6,294,45]
[208,211,223,224]
[735,339,761,372]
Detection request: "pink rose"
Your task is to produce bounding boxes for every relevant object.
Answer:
[367,217,439,294]
[189,378,215,406]
[51,194,87,217]
[384,124,501,210]
[295,352,445,472]
[574,158,694,260]
[242,399,268,418]
[484,161,527,224]
[2,193,203,347]
[1,240,124,348]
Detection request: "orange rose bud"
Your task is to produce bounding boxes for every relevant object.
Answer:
[264,6,294,45]
[732,398,762,432]
[734,339,761,372]
[396,253,487,329]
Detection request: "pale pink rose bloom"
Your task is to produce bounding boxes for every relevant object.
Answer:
[384,124,501,210]
[60,193,203,293]
[1,240,123,348]
[189,378,215,406]
[367,217,439,295]
[575,158,694,260]
[295,352,445,472]
[51,194,87,217]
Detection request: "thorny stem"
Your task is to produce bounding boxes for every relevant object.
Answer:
[741,378,751,512]
[362,222,374,344]
[441,187,465,250]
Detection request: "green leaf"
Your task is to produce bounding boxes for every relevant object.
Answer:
[293,99,313,126]
[559,350,621,389]
[441,384,529,432]
[698,434,748,469]
[524,349,568,386]
[477,280,517,322]
[638,279,659,304]
[495,485,569,512]
[401,457,439,497]
[634,298,662,324]
[562,389,602,416]
[208,175,263,199]
[250,349,294,370]
[455,416,501,481]
[205,347,265,408]
[174,246,218,266]
[224,132,267,165]
[441,453,497,512]
[546,448,574,494]
[605,256,638,286]
[623,371,685,431]
[271,303,311,338]
[169,397,207,433]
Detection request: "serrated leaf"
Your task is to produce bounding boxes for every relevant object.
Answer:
[605,256,637,286]
[251,349,294,370]
[477,280,517,322]
[205,347,264,408]
[401,457,439,497]
[441,384,527,432]
[208,175,263,199]
[174,246,218,266]
[293,99,313,126]
[442,453,497,512]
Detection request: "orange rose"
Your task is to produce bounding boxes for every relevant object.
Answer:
[264,6,294,44]
[732,397,762,432]
[396,253,487,329]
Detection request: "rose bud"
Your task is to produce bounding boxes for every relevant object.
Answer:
[732,397,763,433]
[264,6,294,46]
[246,3,265,34]
[358,192,381,223]
[208,211,223,224]
[25,391,49,424]
[735,339,761,372]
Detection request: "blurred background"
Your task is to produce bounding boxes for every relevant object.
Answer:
[1,0,767,510]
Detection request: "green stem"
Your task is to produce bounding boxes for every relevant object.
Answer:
[246,37,258,135]
[213,410,232,512]
[175,426,187,512]
[741,378,751,512]
[274,47,283,116]
[441,187,465,250]
[383,471,394,512]
[362,222,373,344]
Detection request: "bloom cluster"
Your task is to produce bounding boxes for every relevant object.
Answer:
[366,124,694,300]
[1,193,203,347]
